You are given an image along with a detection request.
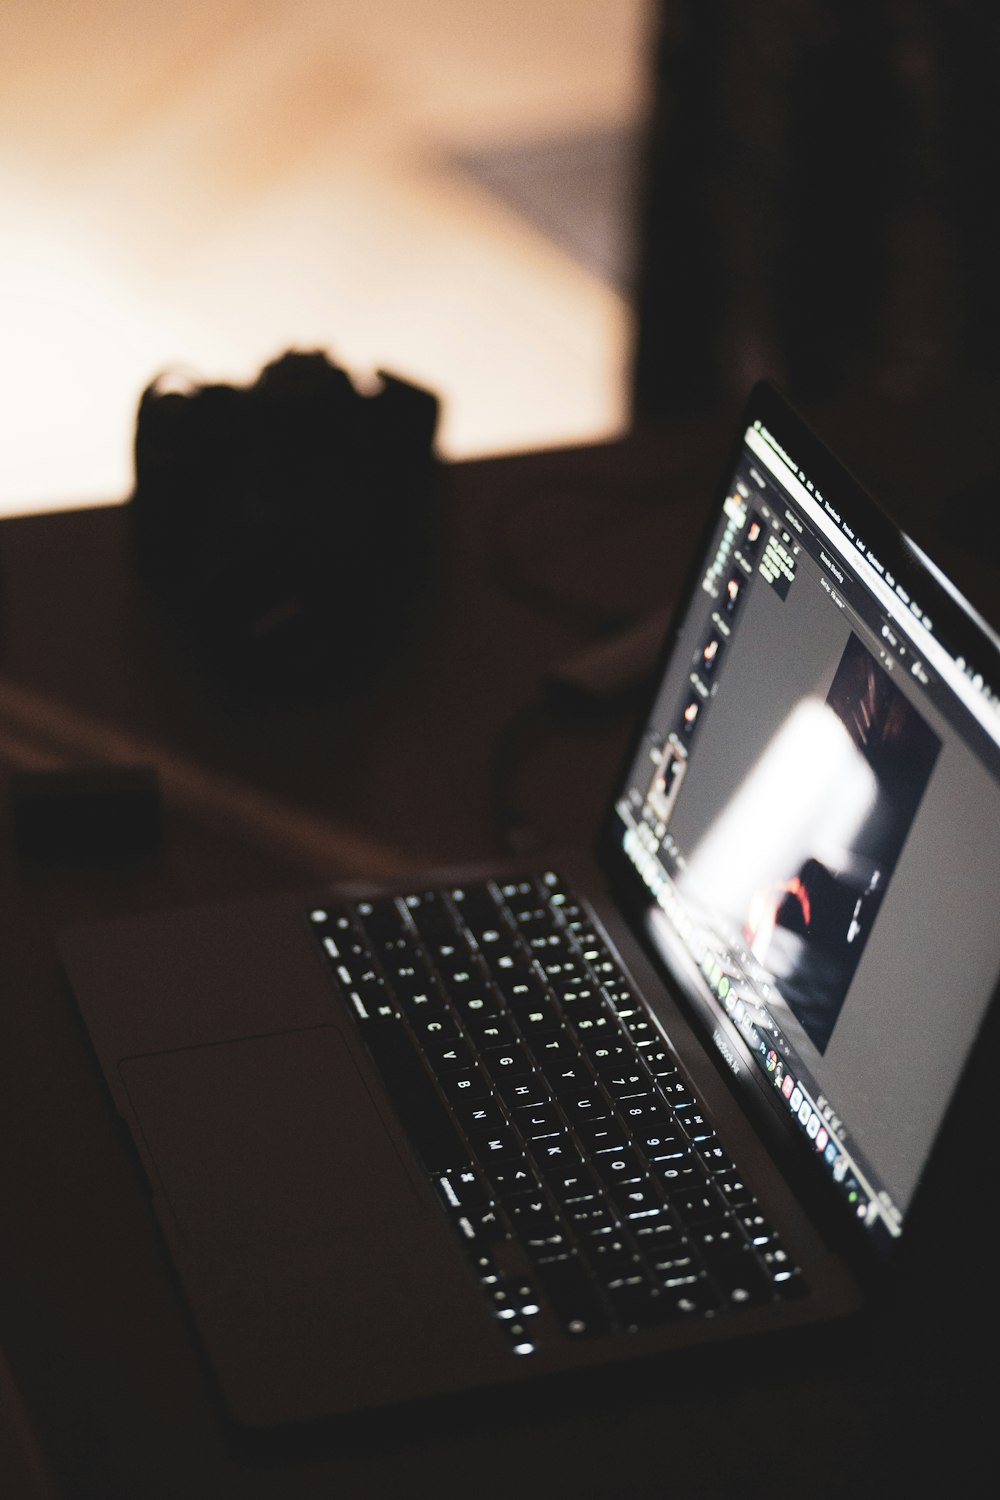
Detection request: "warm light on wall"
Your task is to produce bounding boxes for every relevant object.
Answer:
[0,1,646,515]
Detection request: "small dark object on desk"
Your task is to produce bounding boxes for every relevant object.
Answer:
[12,766,161,862]
[130,349,440,693]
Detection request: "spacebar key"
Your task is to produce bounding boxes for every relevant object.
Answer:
[359,1017,467,1173]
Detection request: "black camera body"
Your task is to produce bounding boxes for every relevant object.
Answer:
[131,350,440,692]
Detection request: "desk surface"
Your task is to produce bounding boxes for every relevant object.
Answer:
[1,419,998,1498]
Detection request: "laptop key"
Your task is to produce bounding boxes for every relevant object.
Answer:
[381,947,434,993]
[505,1194,566,1243]
[583,1235,641,1289]
[449,883,505,935]
[469,1122,523,1168]
[542,1060,596,1097]
[605,1273,664,1331]
[541,1155,595,1206]
[409,1009,463,1046]
[594,1147,645,1189]
[588,1039,635,1070]
[454,1096,507,1136]
[511,1100,565,1141]
[714,1170,756,1209]
[709,1251,772,1307]
[481,1041,533,1083]
[600,1069,652,1100]
[355,897,409,945]
[513,1001,563,1040]
[435,1167,490,1213]
[530,1136,583,1174]
[455,1206,508,1248]
[530,1032,578,1068]
[486,1278,543,1323]
[649,1157,705,1194]
[494,1072,549,1112]
[423,1035,476,1074]
[678,1112,716,1145]
[576,1117,630,1155]
[647,1248,699,1282]
[563,1199,618,1237]
[634,1041,680,1079]
[404,890,459,946]
[764,1251,809,1297]
[399,988,450,1024]
[738,1210,776,1247]
[561,1088,613,1122]
[533,1255,610,1338]
[690,1218,745,1260]
[487,1161,537,1197]
[616,1097,671,1128]
[672,1186,727,1224]
[633,1127,688,1162]
[466,1013,518,1050]
[659,1276,722,1320]
[658,1076,696,1109]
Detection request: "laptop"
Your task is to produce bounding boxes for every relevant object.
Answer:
[60,383,1000,1426]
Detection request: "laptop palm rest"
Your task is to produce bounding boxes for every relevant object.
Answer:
[118,1025,472,1423]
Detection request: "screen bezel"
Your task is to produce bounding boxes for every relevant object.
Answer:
[595,381,1000,1264]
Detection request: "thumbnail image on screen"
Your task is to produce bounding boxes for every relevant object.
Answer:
[678,633,941,1052]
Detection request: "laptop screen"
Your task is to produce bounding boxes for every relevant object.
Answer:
[603,385,1000,1253]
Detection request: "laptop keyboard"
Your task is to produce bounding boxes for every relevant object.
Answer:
[309,871,805,1356]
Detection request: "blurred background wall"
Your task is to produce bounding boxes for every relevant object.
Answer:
[0,0,649,514]
[4,1,1000,526]
[633,2,1000,424]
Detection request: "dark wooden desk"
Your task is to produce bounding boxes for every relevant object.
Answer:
[1,426,997,1499]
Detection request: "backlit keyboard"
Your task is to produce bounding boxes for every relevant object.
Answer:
[309,872,804,1356]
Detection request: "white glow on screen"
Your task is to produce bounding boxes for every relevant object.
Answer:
[679,697,877,932]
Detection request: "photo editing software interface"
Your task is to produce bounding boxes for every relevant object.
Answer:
[613,416,1000,1247]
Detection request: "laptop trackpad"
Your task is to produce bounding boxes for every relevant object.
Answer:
[118,1025,445,1421]
[119,1024,426,1246]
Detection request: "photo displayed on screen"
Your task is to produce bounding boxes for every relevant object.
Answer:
[678,634,941,1052]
